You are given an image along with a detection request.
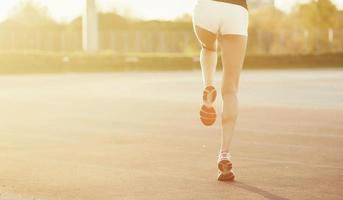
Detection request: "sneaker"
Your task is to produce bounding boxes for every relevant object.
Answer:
[200,86,217,126]
[217,152,235,181]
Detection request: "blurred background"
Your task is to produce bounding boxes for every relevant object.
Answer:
[0,0,342,72]
[1,2,343,199]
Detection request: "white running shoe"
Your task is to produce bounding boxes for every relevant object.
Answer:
[217,152,235,181]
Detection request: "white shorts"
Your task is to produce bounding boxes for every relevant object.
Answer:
[193,0,249,36]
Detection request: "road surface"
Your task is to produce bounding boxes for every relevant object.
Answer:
[0,69,342,200]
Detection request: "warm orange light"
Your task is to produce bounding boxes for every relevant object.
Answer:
[0,0,342,22]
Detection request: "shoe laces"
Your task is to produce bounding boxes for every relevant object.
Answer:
[218,151,231,161]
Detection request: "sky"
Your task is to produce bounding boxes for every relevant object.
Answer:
[0,0,342,23]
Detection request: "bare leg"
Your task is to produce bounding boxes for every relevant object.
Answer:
[193,26,218,87]
[219,35,247,152]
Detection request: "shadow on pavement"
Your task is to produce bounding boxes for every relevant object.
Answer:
[229,181,290,200]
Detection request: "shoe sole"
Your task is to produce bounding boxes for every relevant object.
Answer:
[200,86,217,126]
[217,160,235,182]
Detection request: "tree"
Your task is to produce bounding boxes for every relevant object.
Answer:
[174,14,192,22]
[249,6,286,31]
[249,6,286,53]
[336,11,343,28]
[0,1,59,30]
[292,0,337,30]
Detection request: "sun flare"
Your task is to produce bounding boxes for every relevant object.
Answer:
[0,0,341,23]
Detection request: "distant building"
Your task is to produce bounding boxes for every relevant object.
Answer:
[248,0,275,10]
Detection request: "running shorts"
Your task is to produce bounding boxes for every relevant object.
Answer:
[193,0,249,36]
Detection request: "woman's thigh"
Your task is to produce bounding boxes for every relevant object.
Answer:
[219,35,248,91]
[193,25,217,51]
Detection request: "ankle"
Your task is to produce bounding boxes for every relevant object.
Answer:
[219,149,230,154]
[219,150,231,157]
[218,151,232,161]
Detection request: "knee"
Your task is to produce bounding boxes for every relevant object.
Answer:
[221,89,239,123]
[222,103,238,123]
[222,110,238,124]
[201,43,217,52]
[221,87,238,99]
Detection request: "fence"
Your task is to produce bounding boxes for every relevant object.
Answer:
[248,29,343,54]
[0,29,342,54]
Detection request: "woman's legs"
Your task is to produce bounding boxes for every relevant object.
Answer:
[219,35,248,153]
[193,25,248,153]
[193,26,218,87]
